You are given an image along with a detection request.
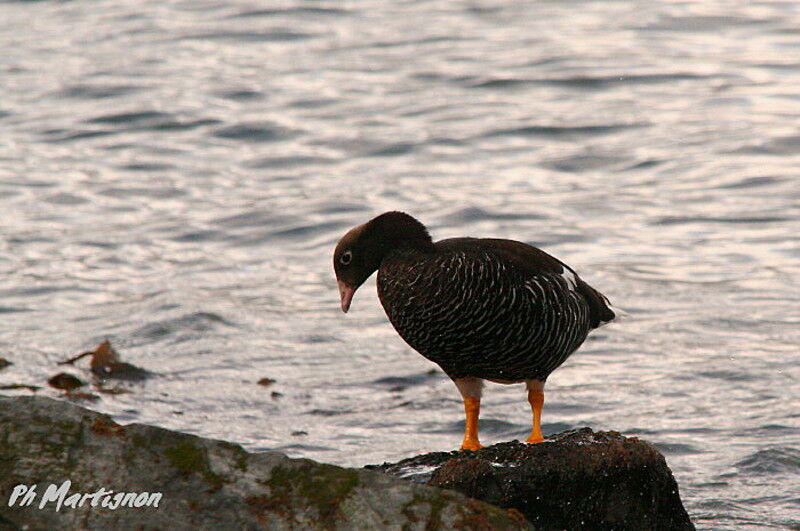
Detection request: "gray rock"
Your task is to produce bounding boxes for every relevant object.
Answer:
[0,395,529,530]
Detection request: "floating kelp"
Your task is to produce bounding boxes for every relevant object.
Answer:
[59,340,150,381]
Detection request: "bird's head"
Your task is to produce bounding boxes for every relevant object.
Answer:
[333,211,433,313]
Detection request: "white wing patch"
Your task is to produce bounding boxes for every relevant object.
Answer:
[560,267,577,291]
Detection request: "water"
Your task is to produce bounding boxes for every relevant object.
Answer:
[0,0,798,528]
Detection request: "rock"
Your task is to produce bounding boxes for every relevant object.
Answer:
[0,395,529,530]
[58,340,150,381]
[369,428,695,530]
[0,384,39,392]
[65,391,101,402]
[47,372,86,391]
[0,358,12,370]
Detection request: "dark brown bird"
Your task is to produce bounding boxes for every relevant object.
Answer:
[333,211,619,450]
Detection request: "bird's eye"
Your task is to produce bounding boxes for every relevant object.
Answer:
[340,250,353,265]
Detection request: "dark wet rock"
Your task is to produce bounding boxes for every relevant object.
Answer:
[91,360,149,381]
[0,384,40,392]
[0,358,12,370]
[96,385,131,395]
[59,340,150,381]
[0,395,530,530]
[47,372,86,391]
[65,391,101,402]
[369,428,695,530]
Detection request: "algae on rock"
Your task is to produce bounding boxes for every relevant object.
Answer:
[0,395,529,530]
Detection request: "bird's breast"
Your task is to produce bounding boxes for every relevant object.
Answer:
[378,252,524,345]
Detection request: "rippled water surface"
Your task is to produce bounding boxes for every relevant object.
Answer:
[1,1,799,528]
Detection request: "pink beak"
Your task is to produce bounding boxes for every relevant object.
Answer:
[338,280,355,313]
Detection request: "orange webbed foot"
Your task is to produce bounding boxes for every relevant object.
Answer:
[524,433,544,444]
[459,439,484,451]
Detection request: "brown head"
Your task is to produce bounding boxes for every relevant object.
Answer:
[333,211,434,312]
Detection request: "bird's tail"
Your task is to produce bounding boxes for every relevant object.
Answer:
[598,302,629,327]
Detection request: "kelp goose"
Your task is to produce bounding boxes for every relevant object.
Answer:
[333,211,618,450]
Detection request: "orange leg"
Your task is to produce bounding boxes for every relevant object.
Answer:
[525,382,545,444]
[461,396,484,451]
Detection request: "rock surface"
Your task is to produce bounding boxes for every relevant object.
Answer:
[0,395,694,530]
[0,395,528,530]
[369,428,695,530]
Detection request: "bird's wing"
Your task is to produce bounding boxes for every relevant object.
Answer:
[436,237,616,327]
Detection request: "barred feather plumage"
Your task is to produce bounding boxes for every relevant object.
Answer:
[377,245,600,381]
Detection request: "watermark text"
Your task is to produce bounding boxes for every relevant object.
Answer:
[8,481,161,511]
